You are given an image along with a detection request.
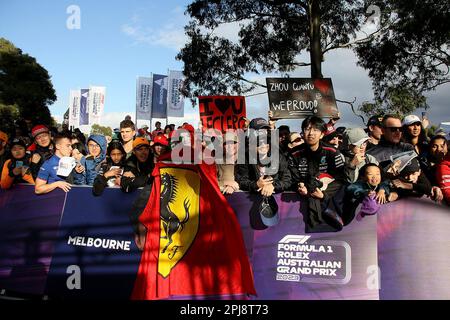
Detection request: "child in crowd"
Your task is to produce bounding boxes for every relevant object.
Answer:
[390,158,443,202]
[343,163,390,224]
[92,141,127,196]
[1,138,34,189]
[342,128,379,183]
[71,142,87,164]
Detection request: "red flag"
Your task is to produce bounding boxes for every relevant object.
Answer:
[131,162,256,300]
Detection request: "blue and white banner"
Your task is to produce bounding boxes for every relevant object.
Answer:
[151,74,168,118]
[167,70,184,118]
[88,86,106,126]
[136,76,153,120]
[68,90,81,129]
[79,89,90,125]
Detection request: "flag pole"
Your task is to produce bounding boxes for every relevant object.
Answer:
[166,69,170,128]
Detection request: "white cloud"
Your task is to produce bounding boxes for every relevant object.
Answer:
[121,9,188,51]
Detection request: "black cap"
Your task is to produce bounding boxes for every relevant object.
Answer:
[11,137,27,149]
[249,118,270,130]
[401,158,421,175]
[367,115,383,127]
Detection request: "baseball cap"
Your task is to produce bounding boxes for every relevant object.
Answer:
[132,137,150,150]
[56,156,76,177]
[367,115,383,127]
[11,137,27,149]
[288,132,303,149]
[0,130,8,143]
[400,158,421,175]
[182,124,195,134]
[153,135,169,147]
[223,131,239,143]
[31,125,49,139]
[344,128,370,147]
[259,196,280,227]
[249,118,270,130]
[140,124,149,130]
[402,115,421,126]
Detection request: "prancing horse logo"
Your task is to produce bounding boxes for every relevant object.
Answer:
[158,167,200,278]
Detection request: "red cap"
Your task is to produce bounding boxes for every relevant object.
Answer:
[31,125,49,139]
[153,135,169,147]
[182,124,195,134]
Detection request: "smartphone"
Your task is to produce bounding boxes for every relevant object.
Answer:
[15,161,23,168]
[110,166,123,176]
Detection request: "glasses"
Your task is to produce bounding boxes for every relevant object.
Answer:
[291,138,303,143]
[304,127,322,133]
[88,144,100,149]
[386,127,402,132]
[35,133,49,140]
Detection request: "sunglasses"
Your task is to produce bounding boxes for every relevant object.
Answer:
[386,127,402,132]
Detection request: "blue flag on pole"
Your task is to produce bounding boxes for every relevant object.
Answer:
[79,89,90,125]
[151,74,168,118]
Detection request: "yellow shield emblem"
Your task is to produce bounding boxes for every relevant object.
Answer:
[158,167,200,278]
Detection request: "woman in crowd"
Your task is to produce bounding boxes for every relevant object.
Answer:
[401,115,429,155]
[92,141,128,196]
[163,125,172,139]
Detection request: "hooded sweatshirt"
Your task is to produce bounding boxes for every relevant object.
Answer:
[435,153,450,205]
[74,135,107,186]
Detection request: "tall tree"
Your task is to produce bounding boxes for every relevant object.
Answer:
[177,0,368,101]
[356,0,450,103]
[0,38,56,126]
[90,124,112,137]
[178,0,449,115]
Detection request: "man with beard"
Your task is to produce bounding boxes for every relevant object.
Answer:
[367,115,415,169]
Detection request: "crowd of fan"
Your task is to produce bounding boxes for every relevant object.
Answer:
[1,112,449,231]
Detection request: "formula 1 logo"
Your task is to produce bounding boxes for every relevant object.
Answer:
[276,234,351,285]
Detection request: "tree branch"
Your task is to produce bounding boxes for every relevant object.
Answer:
[336,97,366,125]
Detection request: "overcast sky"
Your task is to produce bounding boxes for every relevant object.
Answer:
[1,0,448,132]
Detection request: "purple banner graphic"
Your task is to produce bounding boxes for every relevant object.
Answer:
[228,193,378,300]
[1,185,450,299]
[45,187,141,299]
[378,197,450,299]
[0,186,66,295]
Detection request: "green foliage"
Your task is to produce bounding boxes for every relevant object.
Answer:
[0,38,56,126]
[358,86,428,120]
[355,0,450,102]
[0,103,20,136]
[90,124,112,137]
[179,0,449,119]
[426,124,439,139]
[177,0,367,102]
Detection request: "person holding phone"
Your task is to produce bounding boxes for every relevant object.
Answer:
[92,141,128,196]
[1,138,34,189]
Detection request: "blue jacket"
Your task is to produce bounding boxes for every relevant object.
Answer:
[74,135,107,186]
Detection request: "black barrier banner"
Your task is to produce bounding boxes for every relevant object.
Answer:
[266,78,339,119]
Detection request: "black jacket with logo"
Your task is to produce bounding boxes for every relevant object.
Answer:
[288,141,346,190]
